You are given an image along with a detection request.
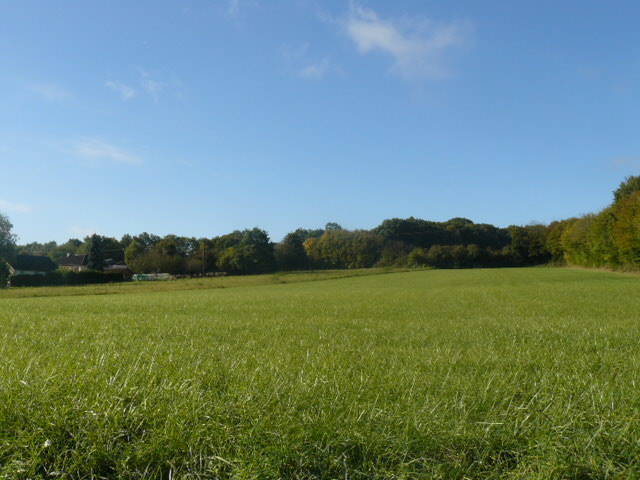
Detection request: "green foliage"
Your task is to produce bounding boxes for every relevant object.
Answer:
[128,251,185,274]
[612,191,640,266]
[86,234,106,271]
[507,225,550,265]
[133,232,161,250]
[588,208,619,267]
[124,240,144,265]
[13,214,569,279]
[545,177,640,270]
[561,215,594,266]
[324,222,343,231]
[304,230,385,269]
[374,217,510,250]
[407,247,429,267]
[12,254,57,272]
[18,218,555,278]
[9,270,129,287]
[613,175,640,203]
[119,234,133,250]
[125,236,207,275]
[545,219,576,263]
[0,259,10,288]
[212,229,275,275]
[49,239,82,264]
[375,217,450,248]
[18,240,58,257]
[275,230,310,271]
[23,174,640,276]
[376,241,409,267]
[0,212,17,265]
[425,244,454,268]
[184,239,216,275]
[215,246,243,273]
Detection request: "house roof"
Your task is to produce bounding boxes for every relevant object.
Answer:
[58,254,88,267]
[14,254,57,272]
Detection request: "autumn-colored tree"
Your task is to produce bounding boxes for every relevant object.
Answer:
[612,191,640,266]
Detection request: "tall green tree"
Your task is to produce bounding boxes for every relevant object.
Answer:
[87,234,105,271]
[507,225,549,265]
[612,191,640,266]
[545,219,576,264]
[275,230,311,271]
[0,212,17,265]
[125,240,145,266]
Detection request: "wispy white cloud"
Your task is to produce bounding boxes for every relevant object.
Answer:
[344,4,469,80]
[283,43,335,80]
[105,70,174,102]
[226,0,257,18]
[299,58,331,79]
[105,80,136,100]
[138,70,165,102]
[29,83,72,101]
[72,138,142,166]
[0,199,32,214]
[227,0,240,17]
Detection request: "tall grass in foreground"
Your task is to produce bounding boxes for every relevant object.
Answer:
[1,268,640,479]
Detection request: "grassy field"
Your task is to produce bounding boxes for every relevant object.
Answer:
[1,267,640,479]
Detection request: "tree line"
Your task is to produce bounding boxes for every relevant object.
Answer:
[544,176,640,269]
[2,174,640,286]
[6,218,549,278]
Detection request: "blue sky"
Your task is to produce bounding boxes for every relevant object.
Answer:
[2,0,640,243]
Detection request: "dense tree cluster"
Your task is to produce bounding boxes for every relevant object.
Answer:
[543,176,640,269]
[4,174,640,286]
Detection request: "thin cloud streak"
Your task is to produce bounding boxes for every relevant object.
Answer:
[138,70,165,102]
[226,0,257,18]
[105,80,136,100]
[29,83,72,101]
[299,59,331,79]
[72,138,142,166]
[283,43,335,80]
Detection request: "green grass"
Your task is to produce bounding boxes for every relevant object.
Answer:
[1,267,640,479]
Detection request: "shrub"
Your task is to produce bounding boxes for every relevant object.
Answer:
[0,260,10,288]
[407,247,429,267]
[10,270,129,287]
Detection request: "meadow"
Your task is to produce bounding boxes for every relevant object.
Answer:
[1,267,640,479]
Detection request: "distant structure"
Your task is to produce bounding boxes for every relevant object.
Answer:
[103,262,130,275]
[132,273,173,281]
[58,254,89,272]
[58,251,130,275]
[12,255,58,276]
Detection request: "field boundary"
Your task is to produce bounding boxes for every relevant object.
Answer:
[0,267,416,300]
